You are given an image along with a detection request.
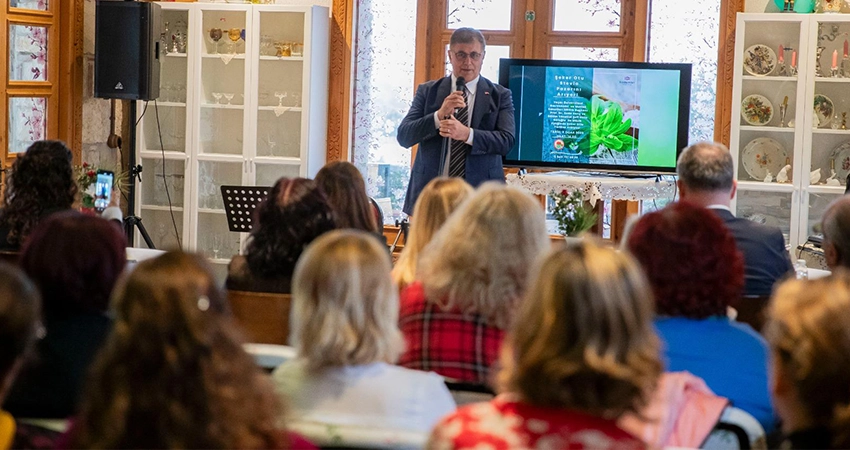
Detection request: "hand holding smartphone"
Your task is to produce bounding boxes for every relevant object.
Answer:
[94,169,114,213]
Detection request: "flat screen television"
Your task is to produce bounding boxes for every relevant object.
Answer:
[498,58,692,174]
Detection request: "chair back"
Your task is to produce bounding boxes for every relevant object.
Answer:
[730,295,771,333]
[243,343,297,370]
[701,406,766,450]
[227,290,291,345]
[444,379,495,406]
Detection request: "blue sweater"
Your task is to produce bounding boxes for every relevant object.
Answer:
[655,316,776,432]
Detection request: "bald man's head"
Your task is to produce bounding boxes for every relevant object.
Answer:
[676,142,735,193]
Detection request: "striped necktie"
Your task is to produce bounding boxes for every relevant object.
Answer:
[448,87,469,178]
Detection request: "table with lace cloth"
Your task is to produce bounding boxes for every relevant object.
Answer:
[505,172,677,206]
[506,172,678,241]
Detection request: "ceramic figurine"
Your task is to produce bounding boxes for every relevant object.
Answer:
[777,165,791,183]
[827,169,841,186]
[764,171,774,183]
[810,167,822,185]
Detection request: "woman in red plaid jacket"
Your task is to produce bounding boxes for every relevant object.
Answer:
[397,183,550,385]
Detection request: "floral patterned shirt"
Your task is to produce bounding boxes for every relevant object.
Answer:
[428,395,646,450]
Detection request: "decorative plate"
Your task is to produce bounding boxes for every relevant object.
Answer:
[830,141,850,184]
[743,44,777,76]
[814,94,834,128]
[741,94,773,126]
[741,137,788,181]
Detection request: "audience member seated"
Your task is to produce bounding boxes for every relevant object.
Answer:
[314,161,380,236]
[677,141,793,296]
[391,177,472,289]
[766,271,850,449]
[0,141,77,251]
[272,230,455,435]
[820,196,850,270]
[398,183,549,385]
[4,213,126,419]
[226,177,337,294]
[429,240,661,449]
[0,263,62,449]
[626,201,776,432]
[66,252,309,448]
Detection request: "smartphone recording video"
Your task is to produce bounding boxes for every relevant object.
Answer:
[94,170,114,213]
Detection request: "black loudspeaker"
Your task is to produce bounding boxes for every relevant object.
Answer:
[94,1,161,100]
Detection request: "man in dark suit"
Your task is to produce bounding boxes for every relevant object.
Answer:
[397,27,515,215]
[677,142,793,297]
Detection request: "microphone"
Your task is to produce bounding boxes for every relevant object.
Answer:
[454,77,466,117]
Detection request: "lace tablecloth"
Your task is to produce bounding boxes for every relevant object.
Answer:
[506,172,678,206]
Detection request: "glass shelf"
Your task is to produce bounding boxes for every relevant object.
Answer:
[740,125,795,132]
[814,77,850,83]
[742,75,798,81]
[141,205,185,212]
[259,56,304,61]
[165,52,188,58]
[201,104,244,110]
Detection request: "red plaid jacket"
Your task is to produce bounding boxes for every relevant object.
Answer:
[397,282,505,384]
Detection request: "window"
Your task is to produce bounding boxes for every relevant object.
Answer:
[351,0,417,222]
[352,0,722,218]
[1,1,60,164]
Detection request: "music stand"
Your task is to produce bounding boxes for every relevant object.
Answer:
[221,185,270,233]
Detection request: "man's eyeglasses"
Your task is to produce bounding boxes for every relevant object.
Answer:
[452,51,484,62]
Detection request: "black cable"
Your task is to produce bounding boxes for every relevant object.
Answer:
[153,99,182,249]
[134,100,149,128]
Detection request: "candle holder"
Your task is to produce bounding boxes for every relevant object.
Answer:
[790,65,798,76]
[842,56,850,77]
[832,67,840,77]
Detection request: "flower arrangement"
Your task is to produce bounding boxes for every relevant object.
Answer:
[550,189,597,237]
[74,162,126,209]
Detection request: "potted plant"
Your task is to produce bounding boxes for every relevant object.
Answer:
[550,189,597,238]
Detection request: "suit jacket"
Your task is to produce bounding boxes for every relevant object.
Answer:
[397,76,515,214]
[711,208,794,297]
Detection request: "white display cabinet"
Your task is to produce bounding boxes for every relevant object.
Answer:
[731,13,850,251]
[135,2,329,280]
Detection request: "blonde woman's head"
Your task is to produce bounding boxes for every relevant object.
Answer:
[766,271,850,447]
[501,239,661,417]
[418,183,549,329]
[291,229,403,371]
[392,177,473,288]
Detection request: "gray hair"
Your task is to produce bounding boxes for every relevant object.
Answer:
[676,141,734,192]
[822,196,850,269]
[450,27,486,50]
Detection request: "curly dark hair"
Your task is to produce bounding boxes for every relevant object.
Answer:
[314,161,378,233]
[245,177,337,279]
[0,140,77,248]
[70,252,286,449]
[626,201,744,318]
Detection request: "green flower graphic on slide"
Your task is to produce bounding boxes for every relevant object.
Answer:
[581,95,638,157]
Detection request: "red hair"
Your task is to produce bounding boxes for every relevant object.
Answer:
[626,202,743,318]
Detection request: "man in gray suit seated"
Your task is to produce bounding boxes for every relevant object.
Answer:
[677,142,793,297]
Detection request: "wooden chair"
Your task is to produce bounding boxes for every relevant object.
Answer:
[730,295,771,333]
[226,290,291,345]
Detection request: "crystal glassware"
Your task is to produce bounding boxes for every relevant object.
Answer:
[223,93,234,105]
[228,27,242,53]
[274,91,286,107]
[209,27,223,54]
[212,92,223,104]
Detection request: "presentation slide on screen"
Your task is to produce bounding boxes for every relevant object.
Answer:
[508,65,681,168]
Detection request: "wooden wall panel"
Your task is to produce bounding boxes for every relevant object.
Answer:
[715,0,745,147]
[326,0,355,163]
[59,0,84,161]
